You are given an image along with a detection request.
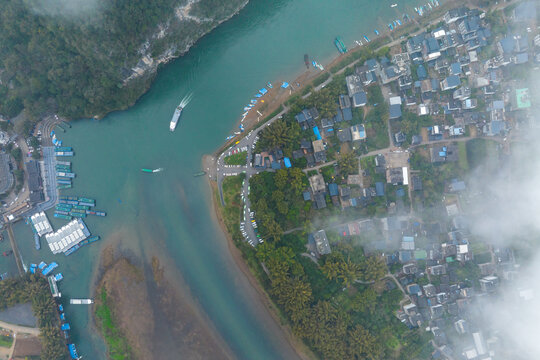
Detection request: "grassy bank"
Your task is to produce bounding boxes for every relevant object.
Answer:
[95,287,132,360]
[224,151,247,165]
[0,275,68,359]
[0,335,13,348]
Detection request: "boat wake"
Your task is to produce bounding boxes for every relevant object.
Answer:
[179,92,194,108]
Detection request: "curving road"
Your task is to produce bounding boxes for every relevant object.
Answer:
[0,320,40,336]
[217,107,288,246]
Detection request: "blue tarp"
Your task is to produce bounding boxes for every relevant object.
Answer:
[42,262,58,276]
[281,82,290,88]
[259,88,268,95]
[61,323,71,331]
[284,157,292,168]
[329,183,339,196]
[375,182,385,196]
[68,344,79,359]
[313,126,322,140]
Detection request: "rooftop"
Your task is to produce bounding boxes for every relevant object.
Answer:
[45,218,90,254]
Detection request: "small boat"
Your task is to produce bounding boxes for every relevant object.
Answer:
[397,19,402,26]
[374,29,379,35]
[363,35,370,42]
[141,168,163,173]
[304,54,310,68]
[193,171,206,177]
[267,82,273,88]
[391,3,397,7]
[389,23,393,30]
[393,21,397,27]
[355,40,363,46]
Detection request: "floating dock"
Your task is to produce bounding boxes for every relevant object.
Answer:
[30,212,53,237]
[47,275,61,298]
[45,218,90,254]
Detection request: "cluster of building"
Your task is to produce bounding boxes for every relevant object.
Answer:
[353,3,536,146]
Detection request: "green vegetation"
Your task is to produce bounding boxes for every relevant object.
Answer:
[221,174,246,241]
[257,119,302,157]
[224,151,247,165]
[10,148,22,163]
[261,105,284,124]
[410,150,464,208]
[0,335,13,348]
[458,142,469,170]
[249,168,308,239]
[329,47,375,74]
[365,85,390,150]
[313,72,331,87]
[466,138,499,169]
[253,239,430,359]
[0,275,68,359]
[398,111,433,145]
[95,287,132,360]
[0,0,246,120]
[337,152,359,178]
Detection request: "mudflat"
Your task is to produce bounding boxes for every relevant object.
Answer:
[96,246,233,360]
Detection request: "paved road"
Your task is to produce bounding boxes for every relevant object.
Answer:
[0,320,40,336]
[217,107,288,246]
[20,146,58,219]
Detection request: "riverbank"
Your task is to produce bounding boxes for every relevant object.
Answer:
[208,180,314,360]
[212,0,476,158]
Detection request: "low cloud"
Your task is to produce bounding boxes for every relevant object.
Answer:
[25,0,103,18]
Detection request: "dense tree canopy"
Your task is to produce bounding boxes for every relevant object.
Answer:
[0,274,68,359]
[0,0,246,119]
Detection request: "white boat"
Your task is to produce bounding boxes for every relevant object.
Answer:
[70,298,93,305]
[170,105,183,131]
[391,3,398,7]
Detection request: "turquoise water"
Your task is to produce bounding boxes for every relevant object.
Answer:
[13,0,425,358]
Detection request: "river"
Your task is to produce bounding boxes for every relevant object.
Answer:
[13,0,424,358]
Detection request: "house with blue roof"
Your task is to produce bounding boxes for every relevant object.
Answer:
[441,75,460,91]
[423,37,441,61]
[352,91,367,107]
[328,183,339,197]
[450,62,461,76]
[389,96,402,119]
[350,124,366,141]
[417,64,427,80]
[375,182,385,196]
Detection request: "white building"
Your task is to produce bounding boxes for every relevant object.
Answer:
[30,211,53,237]
[45,218,90,254]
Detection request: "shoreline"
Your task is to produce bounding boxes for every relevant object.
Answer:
[207,180,314,360]
[210,0,464,159]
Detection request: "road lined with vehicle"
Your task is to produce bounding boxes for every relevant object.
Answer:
[216,107,288,246]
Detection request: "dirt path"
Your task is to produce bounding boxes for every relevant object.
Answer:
[0,321,39,336]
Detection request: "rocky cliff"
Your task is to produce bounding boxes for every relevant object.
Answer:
[0,0,249,120]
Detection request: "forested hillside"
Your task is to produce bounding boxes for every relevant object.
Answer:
[0,0,247,120]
